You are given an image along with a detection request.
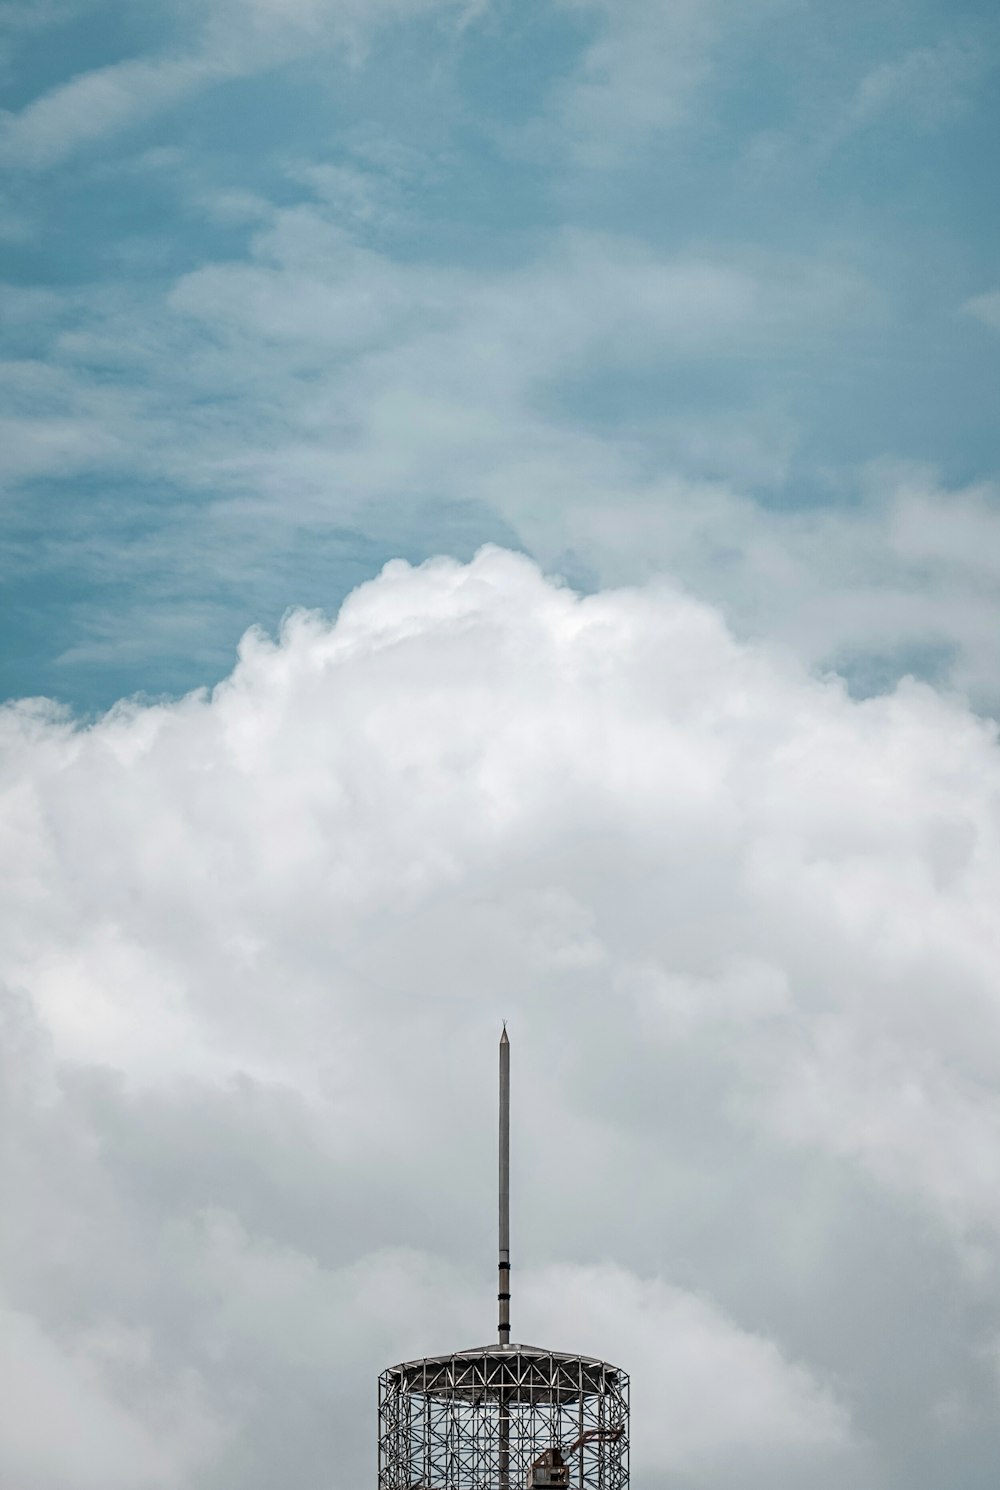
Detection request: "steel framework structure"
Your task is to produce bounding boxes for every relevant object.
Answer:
[378,1344,629,1490]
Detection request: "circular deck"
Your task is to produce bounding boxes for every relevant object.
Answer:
[382,1342,623,1405]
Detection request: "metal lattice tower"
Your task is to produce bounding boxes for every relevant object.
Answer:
[378,1029,630,1490]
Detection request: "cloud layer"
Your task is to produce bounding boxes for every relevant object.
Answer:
[4,549,1000,1486]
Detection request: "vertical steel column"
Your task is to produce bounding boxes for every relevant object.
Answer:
[499,1025,511,1490]
[578,1358,585,1490]
[499,1024,510,1345]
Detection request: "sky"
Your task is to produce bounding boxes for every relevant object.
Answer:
[2,1,1000,1488]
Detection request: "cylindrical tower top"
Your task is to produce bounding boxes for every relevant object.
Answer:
[378,1346,629,1490]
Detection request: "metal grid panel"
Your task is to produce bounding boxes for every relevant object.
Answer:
[379,1347,629,1490]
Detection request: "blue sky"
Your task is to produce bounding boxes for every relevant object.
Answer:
[3,0,998,712]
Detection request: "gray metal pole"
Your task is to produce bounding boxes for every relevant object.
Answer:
[498,1024,510,1346]
[499,1024,511,1490]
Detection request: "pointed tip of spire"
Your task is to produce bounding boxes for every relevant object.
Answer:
[500,1022,509,1045]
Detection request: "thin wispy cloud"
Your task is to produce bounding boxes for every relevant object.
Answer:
[0,0,481,169]
[841,34,993,136]
[963,289,1000,333]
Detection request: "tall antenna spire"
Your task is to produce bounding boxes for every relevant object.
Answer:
[377,1022,630,1490]
[498,1023,510,1346]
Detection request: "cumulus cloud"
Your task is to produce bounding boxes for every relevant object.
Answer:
[5,548,1000,1485]
[497,461,1000,704]
[521,1265,857,1486]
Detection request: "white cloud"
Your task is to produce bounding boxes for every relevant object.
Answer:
[521,1265,859,1485]
[0,1304,220,1489]
[963,290,1000,334]
[0,53,230,170]
[741,29,995,182]
[489,460,1000,703]
[515,0,793,168]
[5,549,1000,1484]
[0,0,482,169]
[542,0,720,165]
[843,36,992,136]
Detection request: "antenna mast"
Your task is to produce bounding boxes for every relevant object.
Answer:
[499,1024,511,1346]
[377,1023,630,1490]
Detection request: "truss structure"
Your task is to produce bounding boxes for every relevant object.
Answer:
[378,1343,629,1490]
